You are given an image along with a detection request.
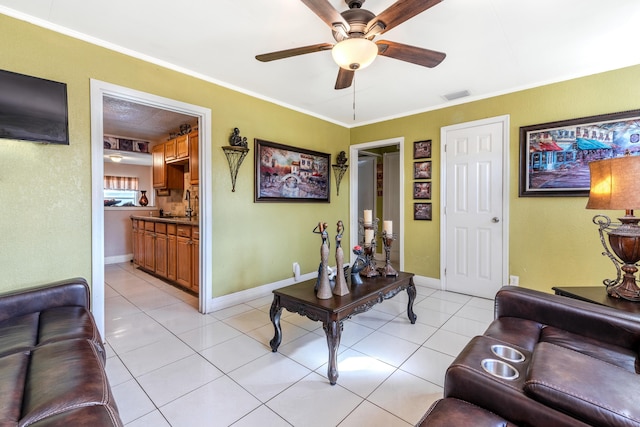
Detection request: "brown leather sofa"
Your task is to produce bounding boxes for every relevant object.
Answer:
[0,278,123,426]
[418,286,640,427]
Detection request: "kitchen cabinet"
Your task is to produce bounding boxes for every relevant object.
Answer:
[192,226,199,292]
[131,217,198,294]
[176,134,189,160]
[154,222,168,277]
[165,135,188,164]
[143,221,155,271]
[167,224,177,281]
[132,219,142,266]
[152,143,184,189]
[164,138,177,161]
[176,225,192,289]
[189,131,198,185]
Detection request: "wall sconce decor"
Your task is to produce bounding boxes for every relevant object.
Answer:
[587,155,640,301]
[331,150,349,196]
[222,128,249,192]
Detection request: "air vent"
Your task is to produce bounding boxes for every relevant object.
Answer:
[442,90,471,101]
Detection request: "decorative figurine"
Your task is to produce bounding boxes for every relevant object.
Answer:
[313,222,332,299]
[333,220,349,296]
[229,127,248,147]
[350,246,367,286]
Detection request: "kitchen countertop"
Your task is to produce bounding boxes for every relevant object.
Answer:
[130,215,199,225]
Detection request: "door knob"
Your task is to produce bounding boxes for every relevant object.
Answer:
[492,217,500,223]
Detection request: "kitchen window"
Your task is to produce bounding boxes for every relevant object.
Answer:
[104,176,139,206]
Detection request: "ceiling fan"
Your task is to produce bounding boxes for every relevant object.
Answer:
[256,0,446,90]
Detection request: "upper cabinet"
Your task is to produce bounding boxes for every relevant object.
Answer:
[176,134,189,160]
[152,127,198,189]
[165,134,189,164]
[189,131,198,185]
[152,143,184,190]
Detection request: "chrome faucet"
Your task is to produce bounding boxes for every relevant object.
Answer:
[185,190,193,218]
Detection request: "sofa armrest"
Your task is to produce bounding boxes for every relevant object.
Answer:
[494,286,640,350]
[0,278,90,323]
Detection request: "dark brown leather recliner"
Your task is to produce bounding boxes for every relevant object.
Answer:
[0,278,123,426]
[419,286,640,427]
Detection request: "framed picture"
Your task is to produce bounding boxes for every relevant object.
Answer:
[413,182,432,199]
[414,140,432,159]
[519,109,640,197]
[414,161,432,179]
[255,139,330,202]
[414,203,432,220]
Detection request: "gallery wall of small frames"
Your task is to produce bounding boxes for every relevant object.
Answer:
[412,140,432,220]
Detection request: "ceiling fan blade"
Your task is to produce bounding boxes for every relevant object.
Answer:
[369,0,443,34]
[376,40,445,68]
[300,0,350,31]
[256,43,333,62]
[335,68,354,90]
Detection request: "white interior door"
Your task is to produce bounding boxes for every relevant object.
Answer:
[383,152,400,261]
[441,116,509,299]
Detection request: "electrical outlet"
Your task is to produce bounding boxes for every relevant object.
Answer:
[292,262,300,281]
[509,275,519,286]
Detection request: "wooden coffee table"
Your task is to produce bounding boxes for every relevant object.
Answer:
[269,271,416,385]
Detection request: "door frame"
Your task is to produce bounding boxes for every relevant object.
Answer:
[439,115,510,292]
[349,137,404,270]
[90,79,213,337]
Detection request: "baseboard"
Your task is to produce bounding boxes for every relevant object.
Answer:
[205,271,441,314]
[105,254,132,265]
[205,271,316,313]
[413,275,441,290]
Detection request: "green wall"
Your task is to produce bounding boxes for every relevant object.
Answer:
[2,12,639,298]
[351,65,640,293]
[0,14,350,296]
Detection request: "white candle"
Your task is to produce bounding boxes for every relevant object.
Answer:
[383,220,393,235]
[364,229,374,245]
[363,210,372,224]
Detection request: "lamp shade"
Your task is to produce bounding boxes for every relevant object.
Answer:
[586,156,640,210]
[331,38,378,71]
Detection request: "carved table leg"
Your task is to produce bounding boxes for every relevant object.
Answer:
[269,296,283,352]
[323,320,343,385]
[406,280,417,324]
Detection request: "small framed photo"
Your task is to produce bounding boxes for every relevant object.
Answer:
[413,182,432,199]
[414,203,432,220]
[413,161,432,179]
[413,140,432,159]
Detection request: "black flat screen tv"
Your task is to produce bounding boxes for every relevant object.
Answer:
[0,69,69,145]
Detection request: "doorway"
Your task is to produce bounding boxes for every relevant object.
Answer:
[90,80,213,337]
[349,138,404,270]
[440,115,510,298]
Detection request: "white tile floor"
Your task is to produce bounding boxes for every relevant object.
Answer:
[104,262,494,427]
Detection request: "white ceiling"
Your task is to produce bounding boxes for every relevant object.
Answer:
[1,0,640,128]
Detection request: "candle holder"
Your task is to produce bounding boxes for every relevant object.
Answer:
[379,230,398,277]
[359,217,380,278]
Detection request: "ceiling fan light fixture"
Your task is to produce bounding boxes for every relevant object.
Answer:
[331,38,377,71]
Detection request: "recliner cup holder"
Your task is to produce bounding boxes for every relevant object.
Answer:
[481,358,519,380]
[491,344,525,362]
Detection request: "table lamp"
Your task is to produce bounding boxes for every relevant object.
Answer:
[586,155,640,301]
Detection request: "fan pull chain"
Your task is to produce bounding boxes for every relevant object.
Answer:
[352,74,356,121]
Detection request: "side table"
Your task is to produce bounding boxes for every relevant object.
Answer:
[552,286,640,315]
